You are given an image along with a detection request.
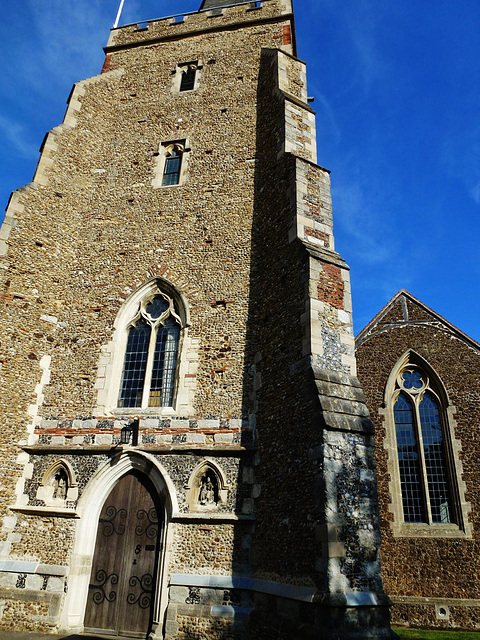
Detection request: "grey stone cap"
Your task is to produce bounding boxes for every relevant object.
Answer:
[320,412,373,434]
[312,367,374,435]
[171,513,254,523]
[10,505,79,519]
[315,592,392,608]
[305,243,349,270]
[23,445,252,455]
[211,605,250,618]
[0,561,66,576]
[313,368,363,388]
[286,151,331,175]
[391,594,480,607]
[284,91,315,115]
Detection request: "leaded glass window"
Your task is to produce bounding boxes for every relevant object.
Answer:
[394,393,426,523]
[162,147,182,186]
[393,365,455,525]
[118,293,182,409]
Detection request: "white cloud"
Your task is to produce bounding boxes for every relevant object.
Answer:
[345,2,387,95]
[310,90,342,147]
[471,182,480,205]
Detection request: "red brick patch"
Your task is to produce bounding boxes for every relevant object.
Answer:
[305,227,329,244]
[317,263,344,310]
[101,55,112,74]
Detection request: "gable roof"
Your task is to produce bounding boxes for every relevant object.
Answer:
[356,289,480,353]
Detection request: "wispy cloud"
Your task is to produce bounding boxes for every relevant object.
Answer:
[304,0,387,99]
[332,177,397,265]
[24,0,111,93]
[0,114,38,159]
[471,182,480,205]
[310,90,342,147]
[344,1,387,95]
[441,122,480,206]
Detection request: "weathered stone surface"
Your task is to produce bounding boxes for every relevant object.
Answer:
[357,290,480,631]
[0,0,394,638]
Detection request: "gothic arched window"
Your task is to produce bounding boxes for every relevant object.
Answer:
[118,292,182,409]
[393,364,456,525]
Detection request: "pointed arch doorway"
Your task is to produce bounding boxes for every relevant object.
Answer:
[84,471,164,638]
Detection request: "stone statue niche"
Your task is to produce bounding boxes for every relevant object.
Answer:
[36,462,78,506]
[198,469,219,507]
[52,467,68,500]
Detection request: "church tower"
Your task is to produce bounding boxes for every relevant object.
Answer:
[0,1,395,638]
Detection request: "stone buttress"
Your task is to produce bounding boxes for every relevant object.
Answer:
[247,46,396,638]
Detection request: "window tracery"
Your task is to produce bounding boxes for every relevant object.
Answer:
[118,291,182,409]
[152,140,190,189]
[172,60,202,94]
[383,352,472,538]
[179,63,198,92]
[162,143,184,186]
[393,364,455,524]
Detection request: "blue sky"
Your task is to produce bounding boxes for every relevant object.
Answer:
[0,0,479,341]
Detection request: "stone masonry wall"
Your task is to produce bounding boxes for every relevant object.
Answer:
[356,293,480,630]
[0,1,394,637]
[0,3,294,635]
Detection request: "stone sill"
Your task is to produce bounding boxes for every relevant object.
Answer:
[0,560,67,576]
[391,523,470,539]
[10,505,79,519]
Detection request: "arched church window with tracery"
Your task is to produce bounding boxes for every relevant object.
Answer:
[393,365,456,525]
[118,292,182,408]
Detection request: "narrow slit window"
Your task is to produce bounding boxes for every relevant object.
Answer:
[180,65,196,92]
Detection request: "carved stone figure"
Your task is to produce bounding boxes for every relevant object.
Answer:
[199,475,215,505]
[52,469,68,500]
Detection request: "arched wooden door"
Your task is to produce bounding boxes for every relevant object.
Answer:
[84,472,163,638]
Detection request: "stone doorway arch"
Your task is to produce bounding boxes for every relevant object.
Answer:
[61,451,177,638]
